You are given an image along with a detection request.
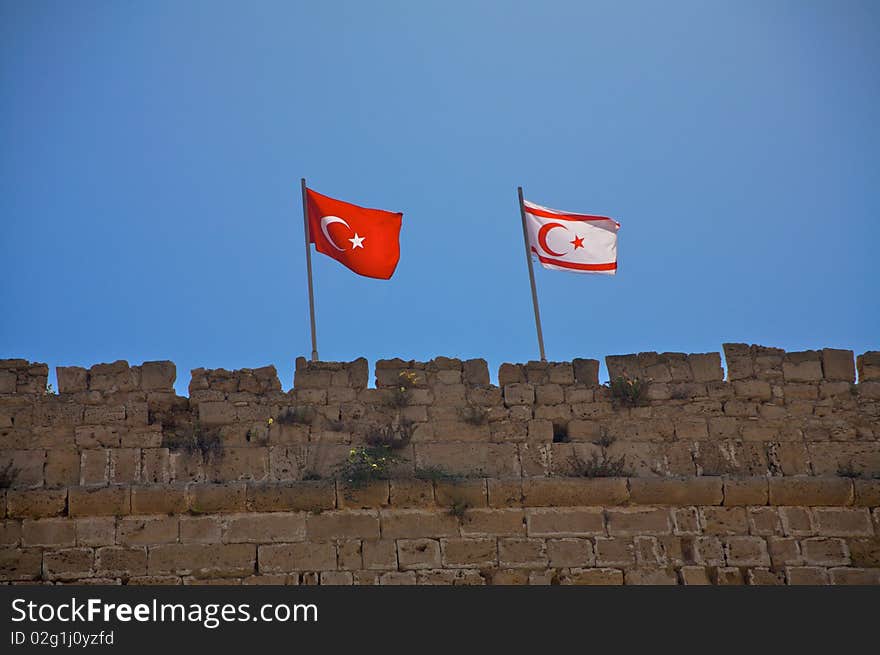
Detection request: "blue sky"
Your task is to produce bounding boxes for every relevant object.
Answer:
[2,0,878,394]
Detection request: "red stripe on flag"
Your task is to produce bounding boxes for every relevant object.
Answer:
[531,247,617,271]
[524,204,618,225]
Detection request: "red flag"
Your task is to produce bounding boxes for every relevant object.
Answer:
[305,187,402,280]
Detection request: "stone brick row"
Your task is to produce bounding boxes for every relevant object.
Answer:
[2,436,874,487]
[4,477,875,520]
[5,535,877,583]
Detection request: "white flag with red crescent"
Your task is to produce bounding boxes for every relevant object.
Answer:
[523,199,620,274]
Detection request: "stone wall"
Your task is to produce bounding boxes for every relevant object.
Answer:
[0,344,878,585]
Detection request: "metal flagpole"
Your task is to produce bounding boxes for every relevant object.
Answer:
[301,178,319,361]
[517,186,547,362]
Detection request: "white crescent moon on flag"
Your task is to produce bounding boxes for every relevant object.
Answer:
[320,215,351,251]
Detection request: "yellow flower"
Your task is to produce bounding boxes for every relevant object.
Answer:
[267,417,274,425]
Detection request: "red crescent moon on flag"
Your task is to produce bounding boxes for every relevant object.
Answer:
[537,222,568,257]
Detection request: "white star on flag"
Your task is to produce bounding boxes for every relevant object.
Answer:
[348,233,365,249]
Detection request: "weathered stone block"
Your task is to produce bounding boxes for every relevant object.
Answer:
[335,540,361,570]
[306,511,379,540]
[767,537,802,567]
[225,513,306,543]
[389,479,433,508]
[723,478,768,506]
[1,450,45,488]
[547,538,594,567]
[606,508,671,536]
[844,538,880,568]
[498,537,546,568]
[397,538,441,569]
[779,507,815,536]
[534,384,563,406]
[462,359,490,386]
[856,351,880,381]
[801,537,849,566]
[459,508,524,537]
[45,449,80,488]
[786,566,829,585]
[700,507,748,535]
[782,351,822,382]
[88,360,138,393]
[854,480,880,507]
[629,478,723,506]
[562,567,624,585]
[117,516,177,545]
[149,543,256,577]
[768,478,853,506]
[594,537,635,566]
[714,567,744,585]
[95,546,147,577]
[362,539,397,570]
[380,509,459,538]
[674,418,708,440]
[723,536,770,566]
[259,542,335,573]
[379,571,417,585]
[522,478,628,507]
[671,507,700,535]
[74,517,115,546]
[748,507,782,535]
[812,508,873,537]
[679,566,711,585]
[336,480,389,509]
[44,548,94,581]
[188,483,246,513]
[198,401,236,426]
[109,448,140,485]
[179,516,221,543]
[140,448,170,484]
[571,358,599,386]
[527,508,605,537]
[431,419,491,442]
[497,364,524,386]
[414,443,519,478]
[139,361,176,391]
[820,349,855,382]
[21,518,75,547]
[503,383,534,406]
[624,568,678,585]
[434,479,486,508]
[733,380,772,400]
[0,547,42,580]
[0,370,16,394]
[247,481,335,513]
[56,366,88,393]
[688,353,723,382]
[488,479,523,508]
[79,449,109,486]
[526,419,553,441]
[829,567,880,585]
[131,485,187,515]
[69,486,130,517]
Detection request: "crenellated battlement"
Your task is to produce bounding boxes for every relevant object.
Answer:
[1,345,877,585]
[2,344,877,485]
